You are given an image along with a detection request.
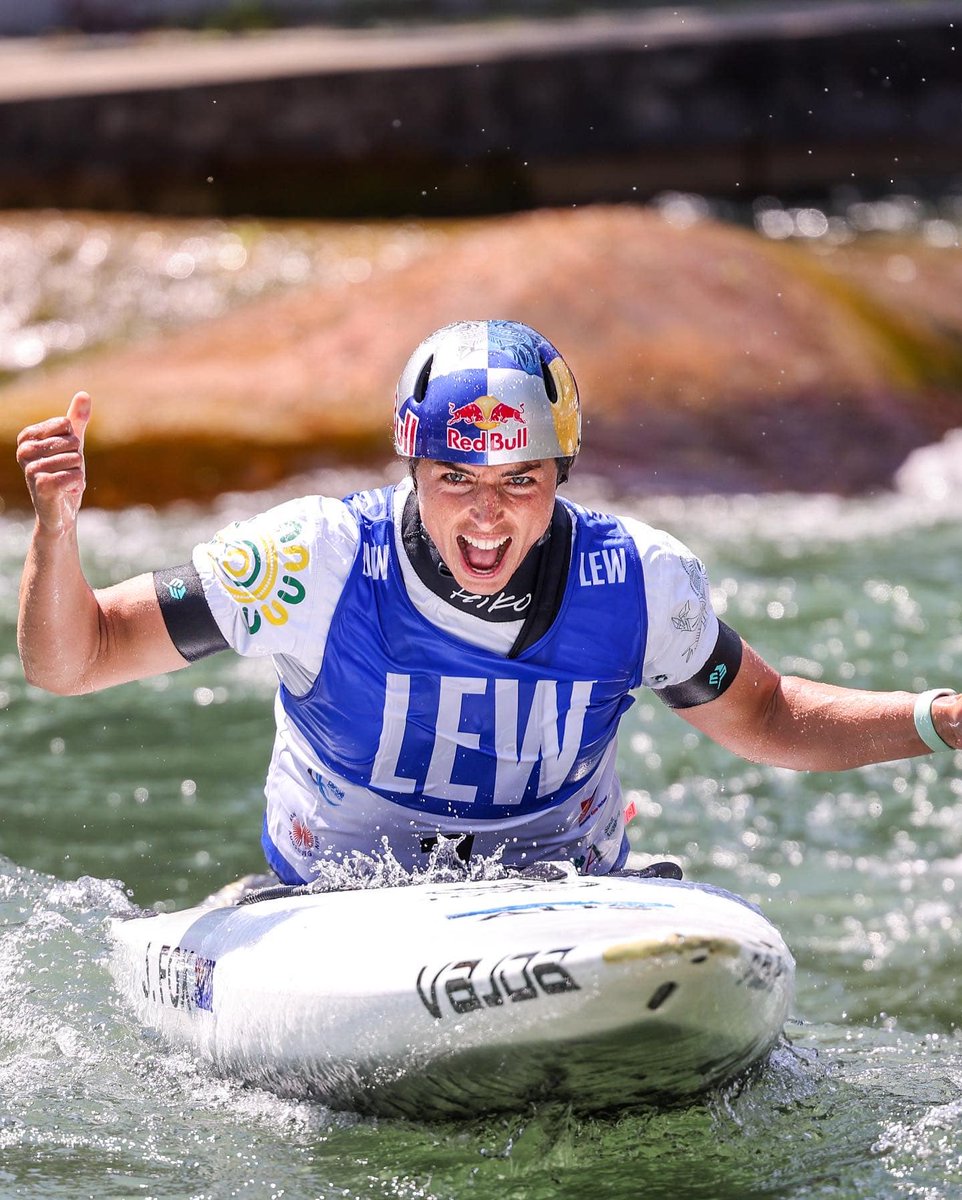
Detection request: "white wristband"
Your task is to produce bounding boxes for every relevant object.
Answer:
[913,688,955,753]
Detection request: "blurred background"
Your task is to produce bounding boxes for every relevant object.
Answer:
[0,0,960,509]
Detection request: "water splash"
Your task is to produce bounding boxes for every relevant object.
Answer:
[306,836,512,892]
[654,188,962,248]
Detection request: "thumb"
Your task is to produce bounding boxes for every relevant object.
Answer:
[67,391,91,449]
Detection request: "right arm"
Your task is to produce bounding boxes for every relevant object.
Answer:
[16,392,190,695]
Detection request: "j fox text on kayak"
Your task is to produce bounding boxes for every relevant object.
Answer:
[141,941,216,1013]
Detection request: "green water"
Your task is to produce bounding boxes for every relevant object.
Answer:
[2,469,962,1198]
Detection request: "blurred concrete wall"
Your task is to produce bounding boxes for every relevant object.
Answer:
[0,1,295,34]
[0,0,580,34]
[0,1,61,36]
[1,3,959,216]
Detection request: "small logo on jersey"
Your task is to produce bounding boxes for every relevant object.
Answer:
[165,578,187,601]
[574,843,601,873]
[671,600,703,633]
[577,790,601,826]
[677,557,710,663]
[289,815,316,856]
[210,524,310,636]
[362,543,390,581]
[709,663,727,689]
[309,769,345,807]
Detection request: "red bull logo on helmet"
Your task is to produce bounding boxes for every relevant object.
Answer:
[394,405,419,458]
[446,394,528,454]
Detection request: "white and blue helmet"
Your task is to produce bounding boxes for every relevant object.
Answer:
[393,319,581,468]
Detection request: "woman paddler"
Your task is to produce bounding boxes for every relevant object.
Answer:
[15,319,962,885]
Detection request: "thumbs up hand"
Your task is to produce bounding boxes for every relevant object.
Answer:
[16,391,93,535]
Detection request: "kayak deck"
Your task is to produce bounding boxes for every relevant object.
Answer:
[110,874,795,1118]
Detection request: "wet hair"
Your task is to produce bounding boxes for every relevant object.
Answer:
[555,456,574,485]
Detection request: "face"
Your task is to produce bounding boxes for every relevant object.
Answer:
[415,459,558,595]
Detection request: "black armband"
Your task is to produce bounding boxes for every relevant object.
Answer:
[153,563,229,663]
[653,620,743,709]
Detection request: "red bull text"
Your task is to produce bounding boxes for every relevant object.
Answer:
[447,396,527,453]
[447,426,529,453]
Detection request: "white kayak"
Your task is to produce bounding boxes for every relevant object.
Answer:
[109,871,795,1118]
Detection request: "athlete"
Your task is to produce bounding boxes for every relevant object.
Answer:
[16,319,962,884]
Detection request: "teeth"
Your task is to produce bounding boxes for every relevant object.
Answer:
[462,535,508,551]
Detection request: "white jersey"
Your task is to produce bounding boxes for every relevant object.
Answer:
[192,479,720,882]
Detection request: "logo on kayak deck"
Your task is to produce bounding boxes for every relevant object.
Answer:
[736,950,789,993]
[447,900,671,921]
[446,395,528,454]
[416,947,579,1019]
[141,941,215,1013]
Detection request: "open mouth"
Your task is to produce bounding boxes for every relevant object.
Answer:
[458,534,511,576]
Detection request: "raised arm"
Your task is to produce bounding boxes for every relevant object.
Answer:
[16,391,190,695]
[679,638,962,768]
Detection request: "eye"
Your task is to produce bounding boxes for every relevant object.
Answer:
[506,474,535,488]
[440,470,469,485]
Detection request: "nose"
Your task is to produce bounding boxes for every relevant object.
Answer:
[470,483,503,528]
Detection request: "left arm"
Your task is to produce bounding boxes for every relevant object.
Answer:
[679,639,961,769]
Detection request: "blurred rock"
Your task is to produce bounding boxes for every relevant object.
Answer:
[3,205,961,507]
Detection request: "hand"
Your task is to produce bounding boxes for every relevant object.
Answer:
[931,693,962,751]
[16,391,91,535]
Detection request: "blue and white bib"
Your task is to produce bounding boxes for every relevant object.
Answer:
[261,485,649,882]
